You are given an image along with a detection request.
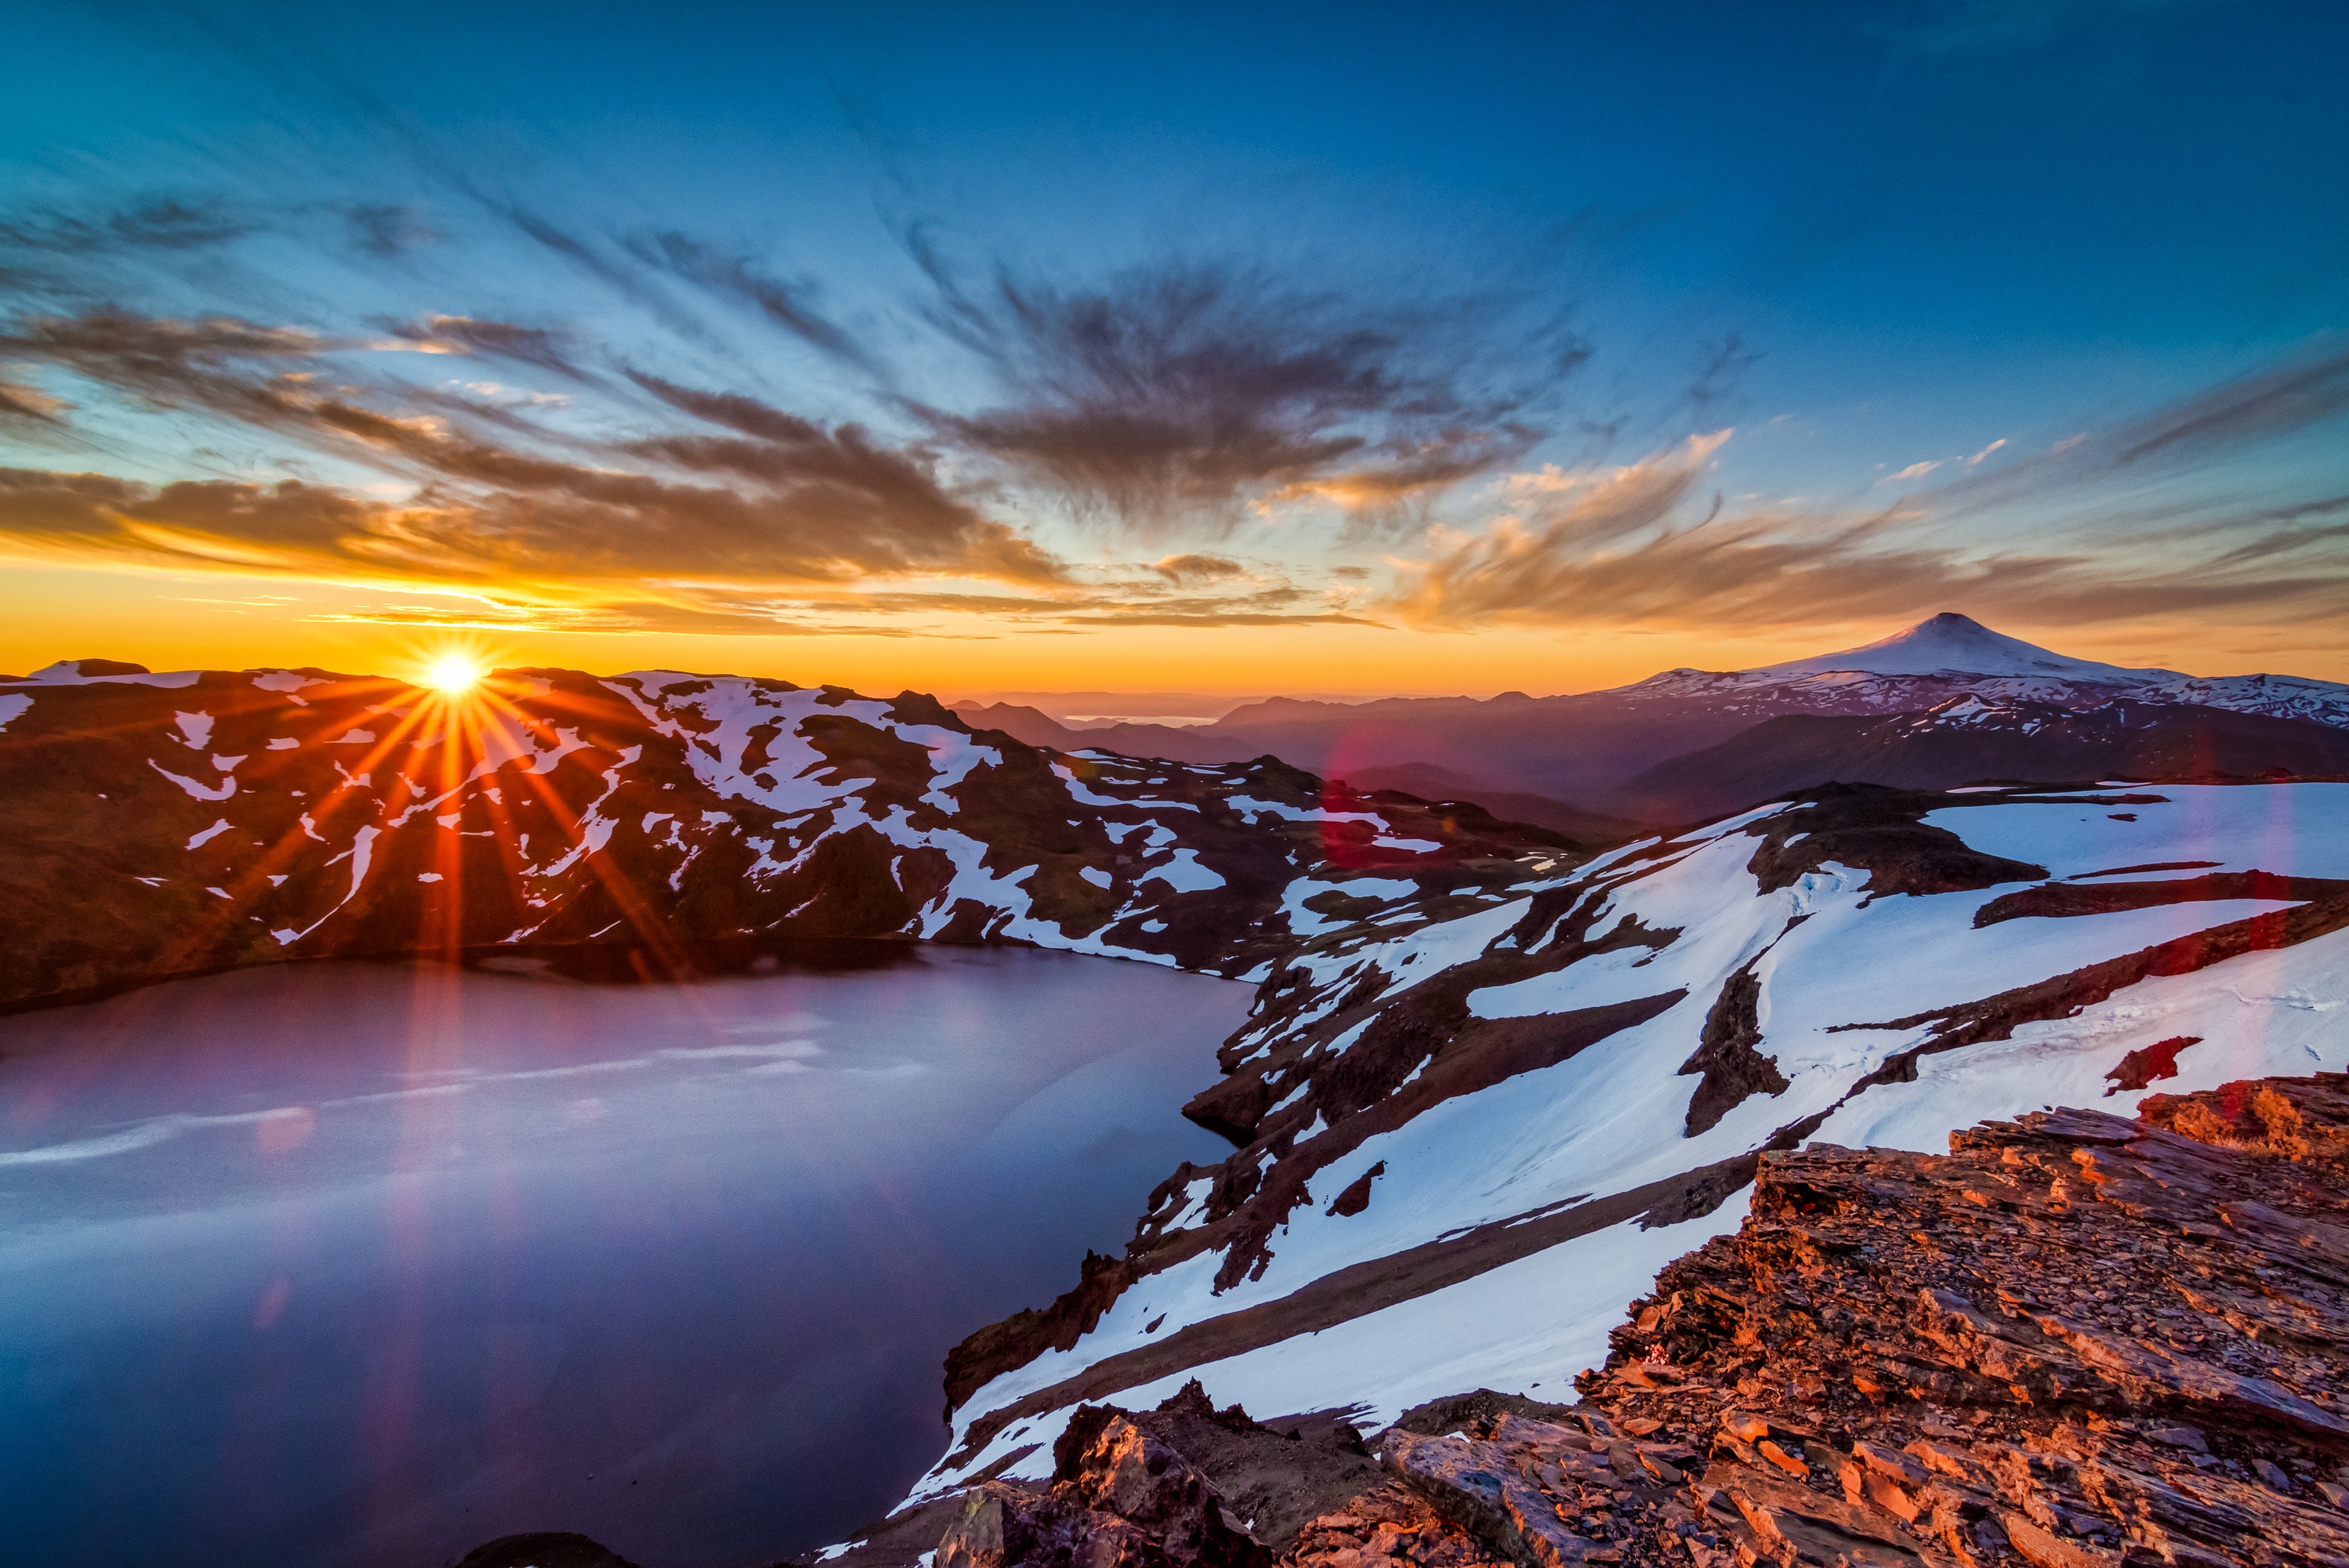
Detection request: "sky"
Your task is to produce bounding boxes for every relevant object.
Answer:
[2,0,2345,695]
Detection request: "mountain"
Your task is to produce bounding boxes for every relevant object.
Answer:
[0,662,1569,1011]
[1747,610,2158,679]
[1330,762,1651,845]
[981,614,2349,820]
[945,701,1239,766]
[903,776,2349,1510]
[1622,693,2349,823]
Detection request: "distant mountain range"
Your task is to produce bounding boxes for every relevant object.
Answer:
[952,614,2349,827]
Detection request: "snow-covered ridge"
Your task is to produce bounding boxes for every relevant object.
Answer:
[912,777,2349,1501]
[0,665,1567,1009]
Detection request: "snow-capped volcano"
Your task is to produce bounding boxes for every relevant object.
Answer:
[1750,611,2162,680]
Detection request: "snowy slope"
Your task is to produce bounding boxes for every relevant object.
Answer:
[1752,611,2156,679]
[908,778,2349,1500]
[0,664,1566,1009]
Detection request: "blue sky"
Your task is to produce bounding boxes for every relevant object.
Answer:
[1,0,2344,689]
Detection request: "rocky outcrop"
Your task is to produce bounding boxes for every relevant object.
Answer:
[852,1075,2349,1568]
[1561,1073,2349,1566]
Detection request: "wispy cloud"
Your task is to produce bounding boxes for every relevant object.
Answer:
[1387,346,2349,636]
[907,248,1571,531]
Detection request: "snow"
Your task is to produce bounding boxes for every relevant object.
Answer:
[1140,849,1226,893]
[917,1194,1753,1499]
[147,761,236,802]
[184,819,232,850]
[0,694,30,733]
[1924,784,2349,881]
[1080,866,1114,889]
[1278,875,1419,936]
[1753,613,2152,680]
[1224,795,1384,827]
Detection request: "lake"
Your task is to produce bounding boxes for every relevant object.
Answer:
[0,946,1250,1568]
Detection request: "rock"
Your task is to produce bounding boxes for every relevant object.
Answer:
[1566,1074,2349,1568]
[881,1076,2349,1568]
[451,1534,643,1568]
[934,1482,1164,1568]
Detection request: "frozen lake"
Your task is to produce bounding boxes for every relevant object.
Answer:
[0,946,1250,1567]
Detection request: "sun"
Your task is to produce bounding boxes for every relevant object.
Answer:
[421,654,485,694]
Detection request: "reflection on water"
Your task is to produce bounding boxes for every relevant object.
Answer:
[0,946,1249,1568]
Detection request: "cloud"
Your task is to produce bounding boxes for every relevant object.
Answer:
[382,314,587,380]
[1882,458,1943,483]
[1151,553,1245,585]
[1386,357,2349,636]
[1919,343,2349,520]
[622,231,875,371]
[0,197,257,257]
[1384,431,1731,625]
[1966,438,2006,465]
[342,202,437,256]
[909,251,1563,528]
[0,381,67,422]
[0,425,1066,595]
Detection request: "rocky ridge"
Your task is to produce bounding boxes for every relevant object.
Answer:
[913,777,2348,1503]
[863,1074,2349,1568]
[0,661,1568,1010]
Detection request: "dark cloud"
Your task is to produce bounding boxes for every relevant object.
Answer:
[0,306,1061,586]
[0,308,328,429]
[1266,425,1544,516]
[382,314,587,379]
[1151,553,1245,585]
[2109,346,2349,468]
[0,197,257,256]
[0,453,1065,590]
[622,232,874,371]
[909,250,1564,527]
[0,381,67,422]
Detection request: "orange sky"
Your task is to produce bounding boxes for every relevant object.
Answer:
[5,559,2340,697]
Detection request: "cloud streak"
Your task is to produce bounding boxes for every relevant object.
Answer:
[910,251,1569,530]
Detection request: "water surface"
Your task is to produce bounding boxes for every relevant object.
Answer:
[0,947,1248,1567]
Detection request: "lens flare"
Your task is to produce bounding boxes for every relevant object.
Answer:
[422,654,484,693]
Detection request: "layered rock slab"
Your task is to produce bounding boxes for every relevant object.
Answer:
[854,1076,2349,1568]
